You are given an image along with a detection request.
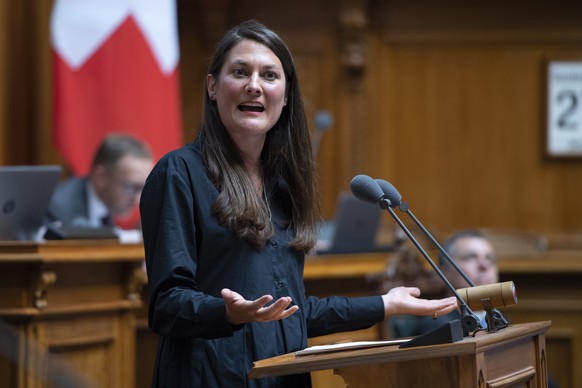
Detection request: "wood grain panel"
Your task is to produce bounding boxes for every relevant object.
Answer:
[0,0,8,164]
[0,242,143,388]
[373,43,582,232]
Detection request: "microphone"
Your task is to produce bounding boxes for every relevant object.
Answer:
[374,177,512,332]
[349,175,481,335]
[311,111,333,157]
[375,179,401,209]
[350,174,388,206]
[315,110,333,131]
[457,281,517,311]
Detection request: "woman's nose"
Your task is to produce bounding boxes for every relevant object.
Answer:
[245,74,261,94]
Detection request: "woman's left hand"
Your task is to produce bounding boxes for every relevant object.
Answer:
[381,286,458,318]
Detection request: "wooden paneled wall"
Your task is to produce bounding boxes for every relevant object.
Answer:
[1,0,55,166]
[2,0,582,232]
[368,1,582,234]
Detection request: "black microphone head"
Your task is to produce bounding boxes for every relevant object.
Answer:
[349,174,385,205]
[376,179,402,208]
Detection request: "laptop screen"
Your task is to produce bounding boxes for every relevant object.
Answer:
[316,192,390,254]
[0,165,62,241]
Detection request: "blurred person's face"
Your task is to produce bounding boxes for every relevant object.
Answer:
[94,155,153,216]
[207,39,287,148]
[444,236,498,288]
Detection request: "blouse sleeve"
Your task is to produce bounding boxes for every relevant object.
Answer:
[303,295,385,338]
[140,161,238,340]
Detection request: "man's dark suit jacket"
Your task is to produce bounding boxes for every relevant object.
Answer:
[46,177,106,227]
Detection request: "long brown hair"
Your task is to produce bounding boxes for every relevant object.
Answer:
[197,20,320,252]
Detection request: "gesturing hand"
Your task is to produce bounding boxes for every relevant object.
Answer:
[382,286,458,318]
[221,288,299,325]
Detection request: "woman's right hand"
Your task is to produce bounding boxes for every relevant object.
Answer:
[221,288,299,325]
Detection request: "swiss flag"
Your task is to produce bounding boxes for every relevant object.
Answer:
[50,0,182,176]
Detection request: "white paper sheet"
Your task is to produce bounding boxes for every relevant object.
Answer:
[295,339,410,356]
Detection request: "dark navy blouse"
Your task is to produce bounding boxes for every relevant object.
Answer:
[140,140,384,387]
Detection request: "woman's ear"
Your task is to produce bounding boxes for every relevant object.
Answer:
[207,74,216,100]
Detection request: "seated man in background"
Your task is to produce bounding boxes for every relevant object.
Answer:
[46,133,153,230]
[389,229,560,388]
[390,229,497,337]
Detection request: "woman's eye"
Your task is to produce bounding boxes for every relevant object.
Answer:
[233,68,246,77]
[264,71,277,80]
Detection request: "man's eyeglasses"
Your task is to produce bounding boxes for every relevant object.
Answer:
[119,181,145,196]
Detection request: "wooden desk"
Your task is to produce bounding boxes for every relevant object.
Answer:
[250,321,551,388]
[0,240,145,388]
[306,250,582,388]
[498,250,582,388]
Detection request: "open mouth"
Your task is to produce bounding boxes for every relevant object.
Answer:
[239,103,265,113]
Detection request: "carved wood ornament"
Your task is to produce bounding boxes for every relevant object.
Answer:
[338,0,371,178]
[339,0,368,88]
[34,271,57,309]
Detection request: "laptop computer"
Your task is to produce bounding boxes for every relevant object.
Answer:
[316,191,392,255]
[0,165,62,241]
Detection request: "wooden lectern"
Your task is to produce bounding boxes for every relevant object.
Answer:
[0,240,146,388]
[250,321,551,388]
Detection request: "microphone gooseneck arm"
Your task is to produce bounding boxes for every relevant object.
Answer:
[375,178,476,288]
[374,177,512,333]
[381,200,467,305]
[380,201,479,333]
[396,200,510,331]
[351,175,480,334]
[398,201,475,288]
